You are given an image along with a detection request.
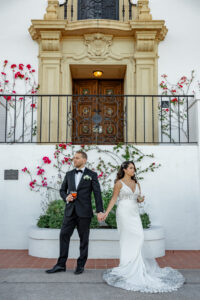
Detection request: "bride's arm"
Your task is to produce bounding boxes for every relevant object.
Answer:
[103,181,122,219]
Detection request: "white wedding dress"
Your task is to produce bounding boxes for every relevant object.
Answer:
[102,180,185,293]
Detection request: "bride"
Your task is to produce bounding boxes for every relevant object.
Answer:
[102,161,185,293]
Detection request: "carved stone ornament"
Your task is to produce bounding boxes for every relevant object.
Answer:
[44,0,59,20]
[41,31,61,51]
[84,33,113,57]
[138,0,152,21]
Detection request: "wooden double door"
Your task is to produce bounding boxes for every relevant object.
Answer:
[72,79,124,144]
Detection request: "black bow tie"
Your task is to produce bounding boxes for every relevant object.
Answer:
[75,169,83,174]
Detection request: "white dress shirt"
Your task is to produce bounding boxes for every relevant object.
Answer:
[75,166,85,189]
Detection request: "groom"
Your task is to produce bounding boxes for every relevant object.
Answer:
[46,150,104,275]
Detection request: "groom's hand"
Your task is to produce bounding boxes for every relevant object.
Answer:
[66,194,74,202]
[97,212,104,222]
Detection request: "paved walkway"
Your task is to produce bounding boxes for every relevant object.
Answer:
[0,250,200,269]
[0,268,200,300]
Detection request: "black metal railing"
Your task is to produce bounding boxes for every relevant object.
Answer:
[0,94,197,144]
[59,0,136,22]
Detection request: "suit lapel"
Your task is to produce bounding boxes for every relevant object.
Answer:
[77,167,88,190]
[71,169,76,191]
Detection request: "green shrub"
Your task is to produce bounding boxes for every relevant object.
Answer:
[37,200,65,229]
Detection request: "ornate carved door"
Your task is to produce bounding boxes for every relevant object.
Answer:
[72,79,124,144]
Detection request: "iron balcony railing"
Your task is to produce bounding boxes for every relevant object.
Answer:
[0,94,197,145]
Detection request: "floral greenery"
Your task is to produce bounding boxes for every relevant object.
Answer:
[0,60,39,142]
[22,142,160,229]
[21,142,161,202]
[158,71,195,142]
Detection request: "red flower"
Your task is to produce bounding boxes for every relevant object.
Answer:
[37,168,45,175]
[19,97,24,101]
[59,143,67,149]
[12,90,16,94]
[161,74,167,78]
[81,144,84,148]
[32,69,35,73]
[22,167,28,172]
[25,77,29,81]
[5,80,9,83]
[26,64,31,70]
[11,64,17,69]
[171,98,178,103]
[1,72,6,76]
[4,60,8,64]
[0,89,3,92]
[178,84,183,88]
[98,172,103,178]
[3,96,11,101]
[19,64,24,70]
[42,182,47,187]
[29,180,36,188]
[152,162,155,165]
[42,156,51,164]
[30,103,36,108]
[15,72,24,79]
[171,89,176,93]
[165,108,169,112]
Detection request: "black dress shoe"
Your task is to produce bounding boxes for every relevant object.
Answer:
[45,265,66,274]
[74,266,84,275]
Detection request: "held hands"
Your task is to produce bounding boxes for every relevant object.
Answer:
[97,212,108,222]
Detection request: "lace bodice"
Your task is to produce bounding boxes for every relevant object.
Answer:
[118,180,140,203]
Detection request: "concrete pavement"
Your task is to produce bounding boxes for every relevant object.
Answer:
[0,269,200,300]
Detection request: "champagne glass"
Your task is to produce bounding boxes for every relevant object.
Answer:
[137,194,144,203]
[70,191,77,200]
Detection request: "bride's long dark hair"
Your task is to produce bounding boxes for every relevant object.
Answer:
[115,161,137,184]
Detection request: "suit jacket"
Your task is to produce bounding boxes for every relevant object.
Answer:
[59,167,104,217]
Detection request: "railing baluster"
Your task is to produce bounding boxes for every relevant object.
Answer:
[71,0,73,21]
[66,96,68,142]
[125,96,128,144]
[152,96,154,143]
[135,96,137,143]
[31,96,33,143]
[169,96,172,143]
[40,96,42,142]
[57,96,60,143]
[143,96,145,143]
[49,96,51,143]
[5,97,8,142]
[22,96,25,143]
[187,96,189,143]
[161,96,163,143]
[14,95,16,142]
[64,0,68,19]
[178,96,180,143]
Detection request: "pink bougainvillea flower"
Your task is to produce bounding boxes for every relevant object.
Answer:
[59,143,66,149]
[22,167,28,172]
[3,96,11,101]
[19,97,24,101]
[5,80,9,83]
[161,74,167,78]
[1,72,6,76]
[30,103,36,108]
[37,168,45,175]
[31,69,35,73]
[42,156,51,164]
[12,90,16,94]
[19,64,24,70]
[15,72,24,79]
[25,77,29,81]
[4,60,8,64]
[178,84,183,88]
[11,64,17,69]
[171,89,176,93]
[26,64,31,70]
[171,98,178,103]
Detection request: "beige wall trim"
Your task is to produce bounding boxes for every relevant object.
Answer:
[29,0,167,144]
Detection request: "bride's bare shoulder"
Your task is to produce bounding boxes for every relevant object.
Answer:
[114,179,122,189]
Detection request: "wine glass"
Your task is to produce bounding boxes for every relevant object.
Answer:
[70,191,77,200]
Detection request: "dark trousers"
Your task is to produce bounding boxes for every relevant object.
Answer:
[57,207,91,268]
